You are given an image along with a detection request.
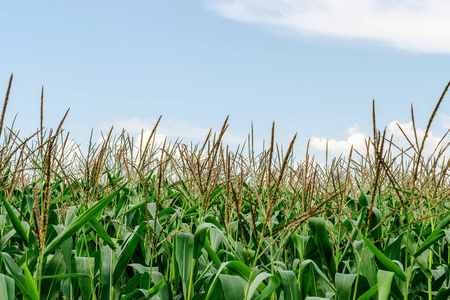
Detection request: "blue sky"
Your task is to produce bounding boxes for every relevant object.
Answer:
[1,1,450,159]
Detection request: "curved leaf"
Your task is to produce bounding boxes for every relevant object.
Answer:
[112,222,145,285]
[377,270,394,300]
[361,236,406,281]
[1,196,28,246]
[220,274,246,300]
[335,273,357,300]
[277,270,300,300]
[245,272,280,300]
[44,183,126,256]
[23,264,39,300]
[174,232,195,298]
[0,274,15,300]
[309,217,336,280]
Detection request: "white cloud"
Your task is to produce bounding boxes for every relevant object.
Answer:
[136,130,167,148]
[310,124,368,155]
[97,136,107,146]
[310,121,450,157]
[204,0,450,53]
[387,120,449,156]
[55,140,82,166]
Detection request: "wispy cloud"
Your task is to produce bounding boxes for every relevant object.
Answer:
[204,0,450,53]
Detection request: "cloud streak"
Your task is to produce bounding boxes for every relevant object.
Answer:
[204,0,450,53]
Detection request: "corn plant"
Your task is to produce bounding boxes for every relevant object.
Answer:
[1,74,450,299]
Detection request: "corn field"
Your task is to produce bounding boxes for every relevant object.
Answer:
[1,75,450,299]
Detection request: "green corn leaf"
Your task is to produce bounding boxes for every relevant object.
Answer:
[157,207,176,219]
[435,287,450,300]
[355,240,377,288]
[23,264,39,300]
[444,230,450,244]
[52,225,73,274]
[358,194,370,207]
[357,284,378,300]
[245,272,279,300]
[147,279,165,298]
[122,289,147,300]
[100,246,114,300]
[277,270,301,300]
[123,196,157,215]
[75,257,94,300]
[427,212,450,233]
[0,229,17,251]
[194,223,215,258]
[377,270,394,300]
[89,218,116,250]
[0,274,15,300]
[0,252,29,297]
[384,232,405,262]
[414,229,444,258]
[298,259,335,297]
[367,208,383,240]
[253,273,280,300]
[38,273,91,279]
[205,261,252,300]
[203,238,222,269]
[122,276,166,300]
[339,207,368,265]
[361,236,406,281]
[205,216,225,231]
[291,234,315,261]
[406,233,432,279]
[40,251,68,300]
[152,272,170,300]
[220,274,246,300]
[174,232,195,298]
[222,260,252,282]
[43,182,126,256]
[335,273,357,300]
[309,217,337,280]
[122,274,142,295]
[112,222,145,285]
[1,196,28,246]
[128,264,158,274]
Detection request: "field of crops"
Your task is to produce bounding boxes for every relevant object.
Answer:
[1,76,450,299]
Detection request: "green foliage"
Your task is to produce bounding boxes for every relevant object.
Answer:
[2,152,450,299]
[1,78,450,298]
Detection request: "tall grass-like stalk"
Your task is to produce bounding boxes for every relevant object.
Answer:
[0,78,450,299]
